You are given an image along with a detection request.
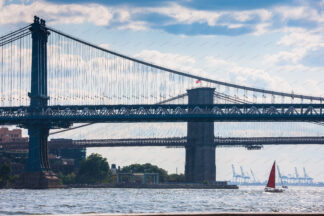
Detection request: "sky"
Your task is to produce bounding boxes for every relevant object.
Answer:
[1,0,324,182]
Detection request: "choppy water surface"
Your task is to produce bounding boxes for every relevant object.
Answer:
[0,186,323,215]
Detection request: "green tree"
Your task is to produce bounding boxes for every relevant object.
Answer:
[57,172,76,185]
[121,163,168,182]
[0,163,12,188]
[167,174,185,183]
[76,153,110,184]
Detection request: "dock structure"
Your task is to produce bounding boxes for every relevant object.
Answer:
[230,165,255,185]
[278,166,314,185]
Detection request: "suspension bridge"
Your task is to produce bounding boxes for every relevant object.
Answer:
[1,16,324,188]
[3,136,324,149]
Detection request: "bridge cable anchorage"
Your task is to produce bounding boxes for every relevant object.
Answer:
[46,26,324,102]
[49,93,188,135]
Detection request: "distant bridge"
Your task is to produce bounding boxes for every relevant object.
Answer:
[2,136,324,150]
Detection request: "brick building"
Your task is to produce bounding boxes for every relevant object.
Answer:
[0,127,86,176]
[0,127,28,143]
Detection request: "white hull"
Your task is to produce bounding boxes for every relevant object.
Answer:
[264,187,284,193]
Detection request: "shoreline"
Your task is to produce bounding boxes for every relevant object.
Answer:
[7,183,324,190]
[8,183,239,189]
[63,183,239,189]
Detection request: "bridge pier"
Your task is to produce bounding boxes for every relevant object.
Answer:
[185,87,216,183]
[19,125,60,189]
[18,16,60,189]
[25,125,50,171]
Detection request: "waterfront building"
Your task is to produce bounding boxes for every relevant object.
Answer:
[117,173,160,184]
[0,127,28,143]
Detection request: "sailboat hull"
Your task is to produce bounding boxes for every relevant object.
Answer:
[264,187,284,193]
[264,161,285,193]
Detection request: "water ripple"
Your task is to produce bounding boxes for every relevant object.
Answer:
[0,186,323,215]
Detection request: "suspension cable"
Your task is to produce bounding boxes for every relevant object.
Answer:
[46,26,324,101]
[0,25,30,41]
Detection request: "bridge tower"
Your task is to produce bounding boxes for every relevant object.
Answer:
[20,16,60,188]
[185,87,216,183]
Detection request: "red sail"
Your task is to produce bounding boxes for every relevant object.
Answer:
[267,161,276,188]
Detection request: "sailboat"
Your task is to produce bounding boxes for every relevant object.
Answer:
[264,161,284,193]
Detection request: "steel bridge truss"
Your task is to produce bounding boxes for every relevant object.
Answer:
[1,103,324,124]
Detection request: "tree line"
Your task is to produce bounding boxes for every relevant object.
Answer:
[0,153,184,188]
[58,153,185,185]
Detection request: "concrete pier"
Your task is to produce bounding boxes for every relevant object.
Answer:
[185,87,215,183]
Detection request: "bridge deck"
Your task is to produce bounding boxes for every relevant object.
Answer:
[1,103,324,124]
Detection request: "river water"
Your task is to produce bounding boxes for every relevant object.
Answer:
[0,186,323,215]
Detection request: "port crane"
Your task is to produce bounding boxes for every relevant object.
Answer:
[250,169,256,183]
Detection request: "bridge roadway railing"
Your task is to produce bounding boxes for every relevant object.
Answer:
[1,103,324,124]
[2,136,324,150]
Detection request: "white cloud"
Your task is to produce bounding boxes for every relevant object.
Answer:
[145,3,272,30]
[134,49,201,74]
[227,24,244,29]
[145,3,222,26]
[232,9,272,22]
[99,43,110,50]
[135,49,195,65]
[117,21,148,31]
[263,48,308,65]
[205,56,292,93]
[1,0,321,38]
[115,9,131,23]
[275,5,324,23]
[0,1,114,26]
[278,28,323,48]
[0,1,145,31]
[252,23,271,36]
[263,27,324,67]
[275,6,307,21]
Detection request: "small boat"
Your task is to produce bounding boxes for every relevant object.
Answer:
[264,161,284,193]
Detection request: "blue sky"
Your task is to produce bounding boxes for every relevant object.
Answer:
[1,0,324,181]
